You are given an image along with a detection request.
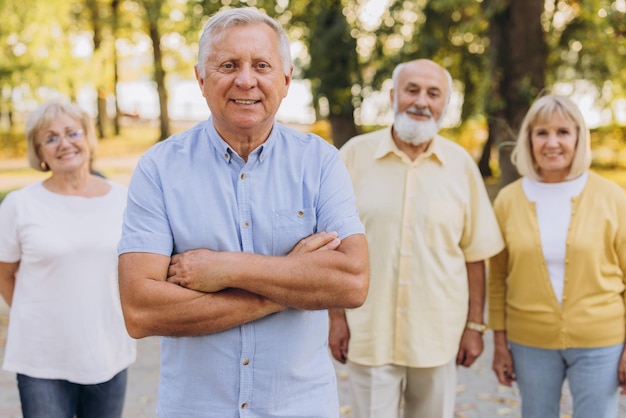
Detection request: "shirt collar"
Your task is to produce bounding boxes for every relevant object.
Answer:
[208,116,273,165]
[373,127,446,165]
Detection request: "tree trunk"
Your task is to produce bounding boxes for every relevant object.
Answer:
[96,91,107,138]
[477,133,493,177]
[112,0,121,136]
[486,0,546,188]
[329,114,358,149]
[148,19,170,141]
[86,0,107,138]
[299,0,359,150]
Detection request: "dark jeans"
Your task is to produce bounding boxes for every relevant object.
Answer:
[17,369,128,418]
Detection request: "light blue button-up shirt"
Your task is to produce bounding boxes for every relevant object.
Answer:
[119,118,364,417]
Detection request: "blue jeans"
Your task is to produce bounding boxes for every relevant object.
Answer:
[17,369,128,418]
[509,342,622,418]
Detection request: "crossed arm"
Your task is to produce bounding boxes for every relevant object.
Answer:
[119,231,369,339]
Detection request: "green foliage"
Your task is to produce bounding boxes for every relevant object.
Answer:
[365,0,490,120]
[590,125,626,169]
[547,0,626,109]
[1,0,625,151]
[0,0,88,102]
[291,0,360,120]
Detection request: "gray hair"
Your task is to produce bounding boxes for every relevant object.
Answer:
[196,8,292,78]
[391,60,453,119]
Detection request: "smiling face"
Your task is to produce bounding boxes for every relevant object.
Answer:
[390,60,449,146]
[530,111,578,183]
[392,60,448,125]
[195,22,292,144]
[37,112,90,175]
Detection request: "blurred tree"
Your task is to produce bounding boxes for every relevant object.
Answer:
[548,0,626,120]
[83,0,112,138]
[134,0,171,140]
[2,0,625,162]
[111,0,121,135]
[0,0,86,129]
[290,0,360,148]
[484,0,546,187]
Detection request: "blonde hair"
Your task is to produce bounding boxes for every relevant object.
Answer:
[26,100,98,172]
[511,94,591,181]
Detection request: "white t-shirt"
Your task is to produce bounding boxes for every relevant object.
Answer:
[522,172,588,304]
[0,181,136,384]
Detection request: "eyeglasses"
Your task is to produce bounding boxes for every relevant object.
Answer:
[41,130,84,147]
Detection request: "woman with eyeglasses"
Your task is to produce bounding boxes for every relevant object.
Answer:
[0,100,136,418]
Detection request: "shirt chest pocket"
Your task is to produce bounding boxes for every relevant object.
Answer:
[425,201,464,250]
[272,208,317,255]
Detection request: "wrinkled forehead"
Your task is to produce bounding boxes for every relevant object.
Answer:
[210,22,277,48]
[400,62,448,93]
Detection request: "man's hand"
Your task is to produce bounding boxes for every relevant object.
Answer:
[329,309,350,364]
[167,249,228,292]
[287,231,341,255]
[166,231,341,292]
[456,329,483,367]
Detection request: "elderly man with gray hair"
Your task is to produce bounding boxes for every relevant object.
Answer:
[117,7,369,417]
[330,59,503,418]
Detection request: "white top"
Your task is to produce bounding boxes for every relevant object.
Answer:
[522,172,588,304]
[0,181,136,384]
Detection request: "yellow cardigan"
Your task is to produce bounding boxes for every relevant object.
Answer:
[488,172,626,349]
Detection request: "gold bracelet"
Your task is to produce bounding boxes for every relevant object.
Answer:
[466,321,487,334]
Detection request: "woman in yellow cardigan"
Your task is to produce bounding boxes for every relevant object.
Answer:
[488,93,626,418]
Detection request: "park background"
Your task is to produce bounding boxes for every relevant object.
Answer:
[1,0,626,417]
[1,0,626,190]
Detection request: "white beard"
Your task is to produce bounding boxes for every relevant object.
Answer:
[393,111,440,146]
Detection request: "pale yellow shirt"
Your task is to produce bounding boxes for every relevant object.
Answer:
[340,128,504,367]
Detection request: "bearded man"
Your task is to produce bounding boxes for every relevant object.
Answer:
[329,59,504,418]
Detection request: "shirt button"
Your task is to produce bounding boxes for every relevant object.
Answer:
[243,358,250,365]
[241,403,248,409]
[240,173,246,180]
[297,211,304,217]
[243,221,249,228]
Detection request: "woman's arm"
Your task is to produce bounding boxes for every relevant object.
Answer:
[0,261,19,306]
